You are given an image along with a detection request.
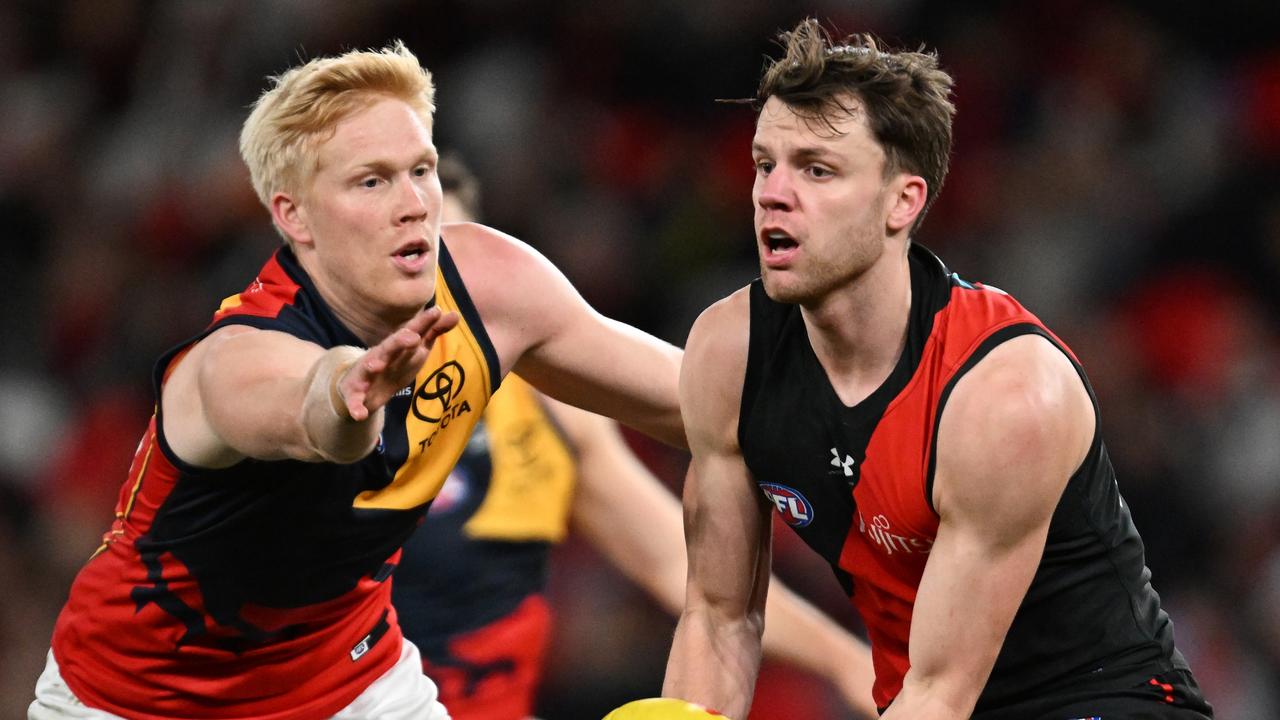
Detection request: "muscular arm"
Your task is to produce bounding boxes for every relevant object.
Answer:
[659,292,770,719]
[163,307,456,467]
[442,222,684,448]
[551,398,876,718]
[881,335,1095,719]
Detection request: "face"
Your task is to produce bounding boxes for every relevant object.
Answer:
[751,95,900,305]
[284,96,443,325]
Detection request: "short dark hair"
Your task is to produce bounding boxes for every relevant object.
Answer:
[438,153,482,221]
[756,18,956,233]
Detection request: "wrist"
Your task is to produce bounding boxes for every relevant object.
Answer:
[302,346,377,462]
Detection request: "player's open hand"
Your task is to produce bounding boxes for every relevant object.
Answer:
[338,307,459,421]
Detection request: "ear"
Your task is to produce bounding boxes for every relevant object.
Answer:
[270,192,313,248]
[886,174,928,234]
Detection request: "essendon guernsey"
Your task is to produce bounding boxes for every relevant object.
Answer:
[738,243,1203,716]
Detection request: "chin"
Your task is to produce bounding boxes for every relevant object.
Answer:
[387,278,436,312]
[760,272,812,305]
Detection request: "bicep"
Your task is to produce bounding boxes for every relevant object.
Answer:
[449,224,684,445]
[904,335,1094,702]
[164,327,326,466]
[678,295,769,614]
[516,302,683,445]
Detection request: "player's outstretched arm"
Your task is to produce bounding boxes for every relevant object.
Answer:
[162,306,457,467]
[553,397,877,718]
[881,335,1094,719]
[659,291,770,719]
[442,222,684,448]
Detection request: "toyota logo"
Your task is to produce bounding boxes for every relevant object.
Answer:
[412,361,466,422]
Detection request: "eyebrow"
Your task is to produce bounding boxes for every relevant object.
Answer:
[347,150,438,176]
[751,142,837,163]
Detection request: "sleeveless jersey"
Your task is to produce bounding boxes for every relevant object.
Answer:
[739,244,1191,714]
[393,374,578,720]
[50,241,501,720]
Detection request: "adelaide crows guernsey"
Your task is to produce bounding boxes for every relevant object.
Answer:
[50,240,500,720]
[394,374,577,720]
[739,244,1192,715]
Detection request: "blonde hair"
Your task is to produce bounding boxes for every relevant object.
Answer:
[239,41,436,211]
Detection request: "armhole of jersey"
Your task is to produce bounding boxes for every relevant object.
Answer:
[924,322,1089,516]
[438,238,503,395]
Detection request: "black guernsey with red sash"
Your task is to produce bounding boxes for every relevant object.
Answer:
[738,244,1211,717]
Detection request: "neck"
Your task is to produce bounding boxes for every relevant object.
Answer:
[297,253,418,347]
[800,244,913,407]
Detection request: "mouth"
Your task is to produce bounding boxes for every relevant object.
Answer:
[760,227,799,266]
[391,239,431,273]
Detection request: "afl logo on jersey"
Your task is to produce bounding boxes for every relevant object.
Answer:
[413,360,466,422]
[760,483,814,528]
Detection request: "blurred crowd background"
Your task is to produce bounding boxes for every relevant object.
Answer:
[2,0,1278,717]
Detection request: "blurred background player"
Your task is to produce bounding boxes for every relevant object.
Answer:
[391,155,878,720]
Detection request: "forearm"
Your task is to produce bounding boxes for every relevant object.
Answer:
[300,346,383,463]
[664,606,764,719]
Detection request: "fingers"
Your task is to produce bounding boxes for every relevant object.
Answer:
[382,311,459,368]
[346,391,370,422]
[422,312,460,345]
[343,309,462,418]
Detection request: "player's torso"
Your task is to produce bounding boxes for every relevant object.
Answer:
[739,244,1183,711]
[51,241,501,720]
[739,245,958,702]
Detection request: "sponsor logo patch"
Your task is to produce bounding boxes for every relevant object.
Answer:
[412,360,466,423]
[760,483,814,528]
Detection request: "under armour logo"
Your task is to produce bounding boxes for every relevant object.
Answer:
[830,448,855,477]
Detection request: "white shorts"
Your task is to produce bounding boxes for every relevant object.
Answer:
[30,640,450,720]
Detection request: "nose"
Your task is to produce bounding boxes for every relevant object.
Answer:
[755,167,795,212]
[396,176,430,225]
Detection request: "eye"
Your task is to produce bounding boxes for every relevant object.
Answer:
[807,165,834,178]
[360,177,380,189]
[755,159,775,175]
[413,164,433,178]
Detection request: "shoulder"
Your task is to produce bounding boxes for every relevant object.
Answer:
[440,221,552,286]
[439,221,582,363]
[685,286,751,373]
[933,334,1094,525]
[682,287,753,448]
